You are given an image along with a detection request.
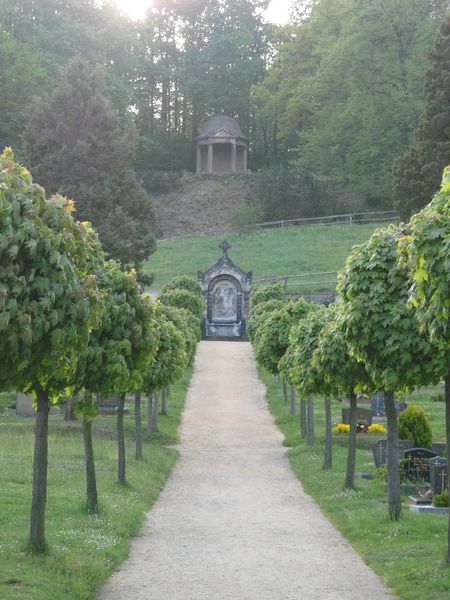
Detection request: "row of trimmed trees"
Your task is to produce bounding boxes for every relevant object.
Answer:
[247,168,450,561]
[0,149,202,553]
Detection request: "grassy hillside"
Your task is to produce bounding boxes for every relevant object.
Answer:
[152,172,259,238]
[145,223,380,291]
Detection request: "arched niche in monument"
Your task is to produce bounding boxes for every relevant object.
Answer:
[198,241,252,340]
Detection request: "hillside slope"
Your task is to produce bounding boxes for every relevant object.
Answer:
[145,224,379,291]
[151,173,258,238]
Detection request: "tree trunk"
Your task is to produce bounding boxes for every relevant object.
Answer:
[344,391,357,489]
[323,396,332,469]
[290,386,297,416]
[307,394,315,446]
[152,394,159,433]
[135,392,143,461]
[161,388,167,416]
[275,374,280,384]
[282,378,288,403]
[384,390,401,520]
[64,395,77,421]
[300,397,307,438]
[445,374,450,563]
[82,414,98,514]
[29,387,49,553]
[146,396,153,440]
[167,384,171,397]
[117,393,126,484]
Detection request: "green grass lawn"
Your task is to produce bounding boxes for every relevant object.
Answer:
[261,371,449,600]
[0,371,191,600]
[145,224,380,290]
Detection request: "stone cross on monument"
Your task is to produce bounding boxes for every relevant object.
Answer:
[219,240,231,259]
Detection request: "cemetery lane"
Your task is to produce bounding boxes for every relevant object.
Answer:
[97,341,397,600]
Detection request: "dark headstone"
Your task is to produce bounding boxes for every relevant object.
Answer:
[372,439,387,468]
[371,391,385,416]
[404,448,438,482]
[370,391,407,416]
[372,439,415,468]
[342,407,373,426]
[431,442,447,456]
[429,457,448,495]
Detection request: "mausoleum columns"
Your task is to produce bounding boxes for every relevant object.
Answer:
[231,142,237,172]
[207,144,214,173]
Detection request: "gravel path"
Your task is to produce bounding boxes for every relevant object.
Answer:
[97,341,397,600]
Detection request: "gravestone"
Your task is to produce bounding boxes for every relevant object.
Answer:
[370,391,407,416]
[15,393,59,416]
[15,393,35,417]
[431,442,447,456]
[403,448,438,482]
[371,391,385,416]
[342,407,373,426]
[429,457,448,495]
[371,439,415,468]
[198,240,252,340]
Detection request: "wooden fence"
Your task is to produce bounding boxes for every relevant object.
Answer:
[156,210,399,243]
[256,271,339,293]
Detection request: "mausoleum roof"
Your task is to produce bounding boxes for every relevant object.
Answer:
[196,115,248,142]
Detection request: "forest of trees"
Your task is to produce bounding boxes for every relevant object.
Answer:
[0,0,449,224]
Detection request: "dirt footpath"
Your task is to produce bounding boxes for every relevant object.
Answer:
[97,341,397,600]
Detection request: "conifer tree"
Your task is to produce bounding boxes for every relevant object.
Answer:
[24,56,156,279]
[393,15,450,218]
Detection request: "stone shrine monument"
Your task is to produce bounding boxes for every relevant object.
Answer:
[196,116,248,174]
[198,240,252,340]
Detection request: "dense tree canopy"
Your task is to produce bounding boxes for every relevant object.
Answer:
[393,16,450,218]
[253,0,449,208]
[1,0,448,219]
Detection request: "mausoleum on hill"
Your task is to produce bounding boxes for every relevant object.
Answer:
[196,116,248,174]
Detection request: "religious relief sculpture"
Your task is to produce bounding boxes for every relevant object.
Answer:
[212,281,237,320]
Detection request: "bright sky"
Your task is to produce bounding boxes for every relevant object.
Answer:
[113,0,292,25]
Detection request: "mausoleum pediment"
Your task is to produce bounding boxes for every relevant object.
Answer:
[211,128,233,138]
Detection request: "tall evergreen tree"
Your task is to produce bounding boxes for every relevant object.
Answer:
[24,57,156,278]
[393,15,450,219]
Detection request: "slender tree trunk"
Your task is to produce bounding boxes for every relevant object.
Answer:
[117,393,126,484]
[445,374,450,563]
[344,391,357,489]
[290,386,297,416]
[323,396,332,469]
[29,387,49,553]
[152,395,159,433]
[282,378,288,403]
[275,374,280,384]
[307,394,314,446]
[83,414,98,514]
[161,388,167,416]
[64,395,76,421]
[300,397,307,438]
[146,396,153,440]
[135,392,143,461]
[384,390,401,520]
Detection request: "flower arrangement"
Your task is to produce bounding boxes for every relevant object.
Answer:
[334,423,350,433]
[367,423,387,434]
